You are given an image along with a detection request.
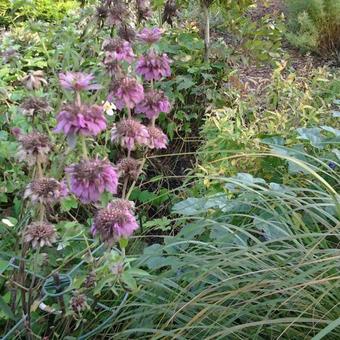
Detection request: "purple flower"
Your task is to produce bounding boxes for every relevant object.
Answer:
[91,200,138,244]
[24,222,57,249]
[66,158,118,203]
[137,27,162,44]
[111,118,149,151]
[59,72,101,92]
[147,126,168,149]
[136,51,171,81]
[135,89,171,119]
[112,77,144,110]
[54,104,106,138]
[103,38,135,63]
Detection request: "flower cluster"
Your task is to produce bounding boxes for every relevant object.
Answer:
[66,158,118,203]
[91,200,138,244]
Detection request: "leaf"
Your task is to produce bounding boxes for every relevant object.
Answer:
[121,272,137,291]
[176,75,195,91]
[172,197,206,215]
[60,196,78,212]
[0,296,16,321]
[296,127,324,149]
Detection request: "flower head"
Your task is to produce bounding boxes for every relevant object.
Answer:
[117,158,141,181]
[54,104,106,138]
[135,89,171,119]
[106,2,128,26]
[66,158,118,203]
[91,199,138,244]
[71,293,89,314]
[22,71,48,90]
[59,72,101,92]
[147,126,168,149]
[24,178,68,205]
[136,51,171,81]
[137,27,162,44]
[112,77,144,110]
[111,118,149,151]
[21,97,51,117]
[118,24,136,42]
[24,222,57,249]
[136,0,152,23]
[103,38,135,63]
[17,132,51,166]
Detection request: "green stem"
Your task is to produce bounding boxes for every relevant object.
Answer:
[81,135,89,160]
[125,158,146,200]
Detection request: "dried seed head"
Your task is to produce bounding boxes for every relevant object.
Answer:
[21,97,51,117]
[22,70,48,90]
[24,177,68,205]
[84,271,96,288]
[24,222,57,249]
[117,157,141,181]
[71,293,88,314]
[17,132,51,166]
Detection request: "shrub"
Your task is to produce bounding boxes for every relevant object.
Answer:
[286,0,340,55]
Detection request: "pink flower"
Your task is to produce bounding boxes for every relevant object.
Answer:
[103,38,135,63]
[147,126,168,149]
[135,89,171,119]
[59,72,101,92]
[66,158,118,204]
[137,27,162,44]
[111,118,149,151]
[91,200,138,244]
[112,77,144,110]
[136,51,171,81]
[54,104,106,138]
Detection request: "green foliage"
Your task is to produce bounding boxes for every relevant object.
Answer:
[0,0,79,25]
[286,0,340,55]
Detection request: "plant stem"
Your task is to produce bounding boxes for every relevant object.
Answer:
[126,158,146,200]
[53,272,66,315]
[76,91,81,106]
[127,106,131,119]
[202,1,210,63]
[81,135,89,160]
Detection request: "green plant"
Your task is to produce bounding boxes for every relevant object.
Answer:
[286,0,340,56]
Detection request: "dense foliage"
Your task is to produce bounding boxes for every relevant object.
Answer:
[0,0,339,339]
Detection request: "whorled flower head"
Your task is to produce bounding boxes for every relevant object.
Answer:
[118,24,136,42]
[135,89,171,119]
[117,158,141,181]
[136,0,152,23]
[66,158,118,203]
[91,199,138,244]
[17,132,51,166]
[54,104,106,138]
[59,72,101,92]
[22,70,48,90]
[71,293,88,314]
[102,38,135,63]
[137,27,162,44]
[136,51,171,81]
[106,2,128,26]
[24,222,57,249]
[21,97,51,117]
[24,178,68,205]
[111,118,149,151]
[147,126,168,149]
[162,0,178,26]
[112,77,144,110]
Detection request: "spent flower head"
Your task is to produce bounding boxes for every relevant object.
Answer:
[21,97,51,117]
[17,131,51,166]
[24,222,57,249]
[117,157,141,181]
[24,178,68,205]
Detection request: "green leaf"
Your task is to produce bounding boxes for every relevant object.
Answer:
[0,296,16,321]
[60,196,78,212]
[121,272,137,291]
